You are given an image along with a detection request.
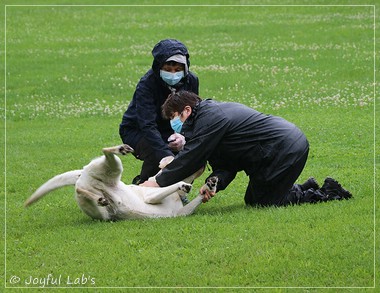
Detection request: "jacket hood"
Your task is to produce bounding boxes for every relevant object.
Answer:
[151,39,191,75]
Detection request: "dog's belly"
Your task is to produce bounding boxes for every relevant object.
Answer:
[118,190,184,219]
[74,178,187,220]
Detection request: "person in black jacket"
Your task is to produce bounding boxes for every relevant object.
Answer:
[119,39,199,184]
[141,91,352,207]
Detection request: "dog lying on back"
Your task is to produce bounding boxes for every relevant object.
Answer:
[24,145,218,221]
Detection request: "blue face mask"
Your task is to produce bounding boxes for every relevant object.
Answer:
[170,115,183,133]
[160,70,184,86]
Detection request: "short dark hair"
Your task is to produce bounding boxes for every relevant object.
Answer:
[162,91,202,119]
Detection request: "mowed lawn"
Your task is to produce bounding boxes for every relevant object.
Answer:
[3,3,378,290]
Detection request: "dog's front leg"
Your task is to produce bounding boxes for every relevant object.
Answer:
[174,195,203,216]
[142,182,192,204]
[174,176,218,217]
[173,166,206,205]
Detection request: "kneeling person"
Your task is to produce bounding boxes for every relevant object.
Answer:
[141,91,352,206]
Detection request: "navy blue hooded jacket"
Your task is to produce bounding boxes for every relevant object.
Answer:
[119,39,199,160]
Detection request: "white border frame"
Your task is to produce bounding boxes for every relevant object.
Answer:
[3,4,377,290]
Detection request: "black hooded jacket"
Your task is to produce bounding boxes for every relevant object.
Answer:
[155,99,309,189]
[119,39,199,160]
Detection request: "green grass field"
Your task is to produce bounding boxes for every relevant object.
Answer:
[2,1,379,291]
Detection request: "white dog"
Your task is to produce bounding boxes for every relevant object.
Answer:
[24,144,218,221]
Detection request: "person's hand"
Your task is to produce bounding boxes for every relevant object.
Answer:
[200,186,216,203]
[139,181,159,188]
[168,133,186,152]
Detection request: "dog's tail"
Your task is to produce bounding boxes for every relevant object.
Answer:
[24,170,82,207]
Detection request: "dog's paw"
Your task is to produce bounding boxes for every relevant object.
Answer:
[179,183,192,193]
[159,156,174,169]
[205,176,218,193]
[119,144,134,155]
[98,197,109,206]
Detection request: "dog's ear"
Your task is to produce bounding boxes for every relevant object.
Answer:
[159,156,175,169]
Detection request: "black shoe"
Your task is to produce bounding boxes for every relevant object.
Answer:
[132,175,141,185]
[320,177,352,199]
[300,177,320,191]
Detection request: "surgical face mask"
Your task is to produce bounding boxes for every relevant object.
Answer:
[170,115,183,133]
[160,70,184,86]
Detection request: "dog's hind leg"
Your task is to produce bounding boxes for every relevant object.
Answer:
[76,187,109,206]
[102,145,133,168]
[75,188,112,220]
[102,144,134,156]
[98,145,134,179]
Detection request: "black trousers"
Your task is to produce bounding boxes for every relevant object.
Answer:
[132,137,162,183]
[244,149,312,206]
[120,126,173,183]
